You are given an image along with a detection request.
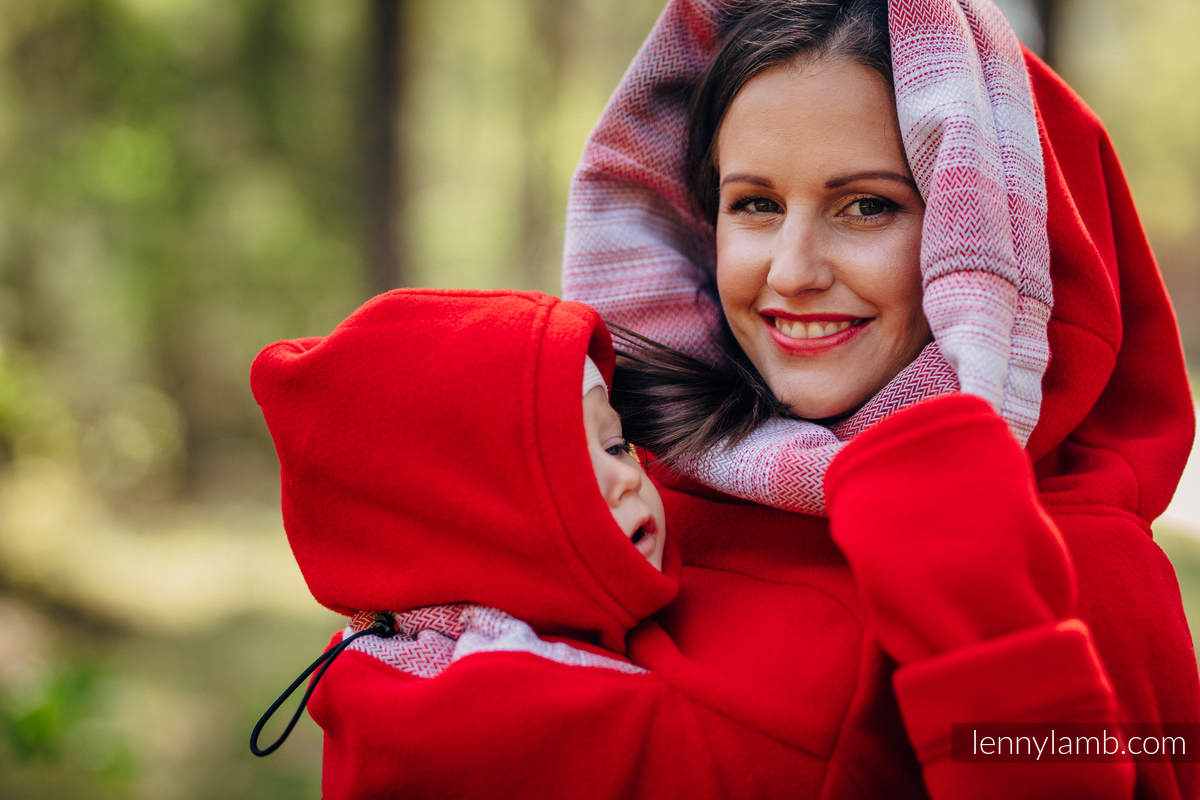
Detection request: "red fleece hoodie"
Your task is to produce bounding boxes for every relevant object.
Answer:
[252,47,1199,800]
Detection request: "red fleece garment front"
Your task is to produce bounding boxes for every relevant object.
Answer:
[252,42,1199,800]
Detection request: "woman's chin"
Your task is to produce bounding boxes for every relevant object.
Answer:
[779,386,876,424]
[772,352,930,424]
[787,402,858,424]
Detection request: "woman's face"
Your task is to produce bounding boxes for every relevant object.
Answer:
[714,57,929,421]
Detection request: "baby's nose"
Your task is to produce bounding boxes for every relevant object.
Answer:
[607,458,644,504]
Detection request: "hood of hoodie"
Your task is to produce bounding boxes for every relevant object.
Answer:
[251,289,679,652]
[563,0,1192,525]
[1022,50,1193,521]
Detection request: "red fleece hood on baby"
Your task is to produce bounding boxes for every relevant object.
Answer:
[251,289,679,653]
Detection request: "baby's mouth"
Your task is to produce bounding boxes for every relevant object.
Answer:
[630,516,658,558]
[630,514,651,543]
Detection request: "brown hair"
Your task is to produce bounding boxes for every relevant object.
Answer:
[611,0,891,466]
[687,0,892,225]
[610,323,791,465]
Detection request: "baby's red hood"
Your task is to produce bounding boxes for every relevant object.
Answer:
[251,289,678,653]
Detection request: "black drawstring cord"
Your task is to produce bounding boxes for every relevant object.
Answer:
[250,612,397,757]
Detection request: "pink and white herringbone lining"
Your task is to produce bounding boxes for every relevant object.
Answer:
[343,606,647,679]
[562,0,1050,515]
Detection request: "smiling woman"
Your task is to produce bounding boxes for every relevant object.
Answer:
[713,57,929,420]
[563,0,1198,796]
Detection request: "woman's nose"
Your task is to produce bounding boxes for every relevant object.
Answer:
[766,215,834,296]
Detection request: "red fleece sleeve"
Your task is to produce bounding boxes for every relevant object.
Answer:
[824,393,1136,797]
[309,647,728,800]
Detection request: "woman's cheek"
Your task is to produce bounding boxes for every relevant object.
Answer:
[869,226,929,361]
[852,220,920,297]
[715,226,767,319]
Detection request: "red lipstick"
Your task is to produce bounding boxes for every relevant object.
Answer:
[762,310,863,322]
[761,313,872,355]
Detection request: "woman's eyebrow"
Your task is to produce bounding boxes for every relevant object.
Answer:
[720,171,919,191]
[824,171,917,190]
[719,173,774,189]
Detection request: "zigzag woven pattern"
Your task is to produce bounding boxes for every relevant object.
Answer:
[562,0,1050,515]
[344,604,647,678]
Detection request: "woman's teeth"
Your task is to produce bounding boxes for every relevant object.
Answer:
[772,318,859,339]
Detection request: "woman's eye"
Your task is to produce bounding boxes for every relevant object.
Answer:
[731,196,783,214]
[844,197,891,217]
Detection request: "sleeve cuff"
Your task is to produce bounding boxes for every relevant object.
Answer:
[894,619,1117,763]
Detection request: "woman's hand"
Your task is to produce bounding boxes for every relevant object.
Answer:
[825,393,1132,798]
[823,392,1075,664]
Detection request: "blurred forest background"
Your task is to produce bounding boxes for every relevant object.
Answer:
[0,0,1197,797]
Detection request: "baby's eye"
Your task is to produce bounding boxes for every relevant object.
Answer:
[605,440,631,458]
[730,196,783,215]
[843,197,892,217]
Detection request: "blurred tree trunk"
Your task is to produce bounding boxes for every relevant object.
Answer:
[365,0,409,293]
[1030,0,1062,70]
[517,0,568,292]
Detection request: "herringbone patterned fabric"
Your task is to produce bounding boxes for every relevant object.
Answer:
[345,605,647,678]
[562,0,1050,515]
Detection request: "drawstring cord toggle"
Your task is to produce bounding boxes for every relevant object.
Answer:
[250,612,396,756]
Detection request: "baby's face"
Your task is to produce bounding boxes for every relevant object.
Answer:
[582,387,666,571]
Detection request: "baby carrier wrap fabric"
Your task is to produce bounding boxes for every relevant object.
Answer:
[563,0,1050,513]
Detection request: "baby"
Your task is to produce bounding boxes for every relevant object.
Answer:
[251,288,674,648]
[251,288,703,796]
[580,353,666,571]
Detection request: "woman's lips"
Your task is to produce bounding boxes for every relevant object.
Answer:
[762,313,872,355]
